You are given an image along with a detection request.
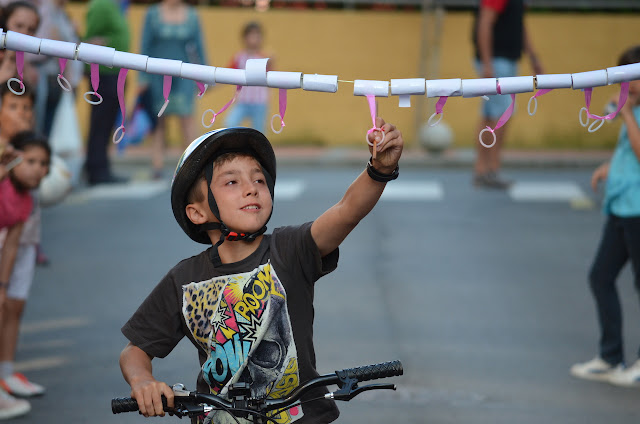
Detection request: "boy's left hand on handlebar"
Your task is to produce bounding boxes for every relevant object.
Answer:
[367,117,403,174]
[130,378,174,417]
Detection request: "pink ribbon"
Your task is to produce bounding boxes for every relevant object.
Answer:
[365,94,384,158]
[210,85,242,123]
[270,89,288,134]
[479,93,516,148]
[196,81,207,97]
[157,75,172,117]
[58,58,66,76]
[15,51,24,87]
[90,63,100,93]
[112,68,129,144]
[527,88,553,115]
[435,96,448,114]
[583,82,629,121]
[278,88,287,127]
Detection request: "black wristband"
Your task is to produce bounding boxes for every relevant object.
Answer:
[366,157,399,183]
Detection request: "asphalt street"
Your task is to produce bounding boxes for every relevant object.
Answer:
[13,165,640,424]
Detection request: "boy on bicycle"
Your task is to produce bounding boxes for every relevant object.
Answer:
[119,119,403,423]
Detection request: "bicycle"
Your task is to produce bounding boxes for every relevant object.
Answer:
[112,359,403,424]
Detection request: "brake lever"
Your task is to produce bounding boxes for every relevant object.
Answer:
[326,383,397,401]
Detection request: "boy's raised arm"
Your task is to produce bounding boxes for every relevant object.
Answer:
[311,118,403,257]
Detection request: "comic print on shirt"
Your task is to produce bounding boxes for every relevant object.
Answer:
[182,262,304,424]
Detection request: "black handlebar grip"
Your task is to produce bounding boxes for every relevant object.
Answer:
[111,397,139,414]
[335,360,403,382]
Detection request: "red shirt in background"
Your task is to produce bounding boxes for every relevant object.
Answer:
[0,177,33,229]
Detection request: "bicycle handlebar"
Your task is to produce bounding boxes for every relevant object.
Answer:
[112,360,403,419]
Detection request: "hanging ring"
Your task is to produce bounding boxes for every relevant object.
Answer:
[271,114,285,134]
[112,125,125,144]
[479,128,497,148]
[84,91,103,105]
[588,119,605,133]
[427,112,444,127]
[7,78,25,95]
[579,107,590,128]
[527,96,538,116]
[57,74,72,92]
[366,129,384,147]
[201,109,215,129]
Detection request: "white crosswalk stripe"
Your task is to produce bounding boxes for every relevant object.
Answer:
[275,180,305,200]
[380,181,444,201]
[508,181,588,202]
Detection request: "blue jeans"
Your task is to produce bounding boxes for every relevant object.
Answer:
[224,102,267,134]
[474,57,518,119]
[588,214,640,365]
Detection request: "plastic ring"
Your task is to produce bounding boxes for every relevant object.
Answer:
[527,96,538,116]
[579,107,590,128]
[7,78,25,95]
[84,91,103,105]
[157,100,169,118]
[201,109,215,129]
[271,114,285,134]
[588,119,605,133]
[112,125,125,144]
[57,74,72,92]
[427,112,444,127]
[366,129,384,147]
[479,128,497,148]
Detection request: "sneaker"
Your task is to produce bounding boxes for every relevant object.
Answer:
[473,172,512,190]
[570,357,623,382]
[0,373,45,397]
[609,359,640,387]
[0,387,30,420]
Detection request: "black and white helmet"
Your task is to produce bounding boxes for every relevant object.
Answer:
[170,127,277,248]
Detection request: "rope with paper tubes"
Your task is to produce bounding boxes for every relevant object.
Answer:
[2,29,639,148]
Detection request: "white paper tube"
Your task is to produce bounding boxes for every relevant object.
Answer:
[180,63,216,85]
[302,74,338,93]
[77,43,115,67]
[398,96,412,108]
[113,51,149,72]
[607,63,640,84]
[391,78,426,96]
[353,80,389,97]
[497,76,534,94]
[146,57,183,77]
[462,78,498,98]
[535,74,573,89]
[426,78,462,98]
[4,31,41,54]
[245,58,269,86]
[39,39,77,59]
[267,71,302,89]
[215,67,247,86]
[572,69,608,89]
[0,29,5,49]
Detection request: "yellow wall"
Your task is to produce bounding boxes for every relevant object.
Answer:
[67,5,639,149]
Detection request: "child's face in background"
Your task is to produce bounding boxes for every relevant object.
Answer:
[629,80,640,103]
[0,95,34,140]
[244,29,263,51]
[6,7,39,36]
[11,145,49,190]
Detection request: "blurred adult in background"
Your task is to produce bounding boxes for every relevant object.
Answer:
[83,0,130,185]
[0,1,40,88]
[139,0,206,180]
[33,0,82,138]
[471,0,543,189]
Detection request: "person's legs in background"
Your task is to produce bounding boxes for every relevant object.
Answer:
[473,57,518,189]
[247,103,267,134]
[0,245,44,398]
[151,117,167,180]
[225,103,249,129]
[84,73,125,185]
[571,215,627,381]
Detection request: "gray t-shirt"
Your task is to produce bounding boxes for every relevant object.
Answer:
[122,222,340,424]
